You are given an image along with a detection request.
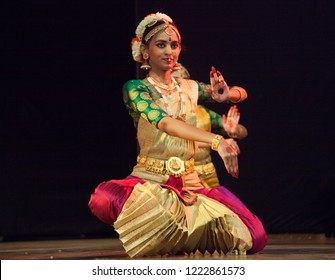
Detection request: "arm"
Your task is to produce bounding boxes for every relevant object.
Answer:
[228,86,248,103]
[209,67,248,103]
[198,67,248,103]
[123,80,168,128]
[158,117,239,178]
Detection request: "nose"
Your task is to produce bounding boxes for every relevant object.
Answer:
[165,44,172,55]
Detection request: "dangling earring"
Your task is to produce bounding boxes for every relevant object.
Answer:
[172,62,181,71]
[140,53,151,70]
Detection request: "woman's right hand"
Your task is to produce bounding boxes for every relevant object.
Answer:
[209,66,230,103]
[217,138,239,178]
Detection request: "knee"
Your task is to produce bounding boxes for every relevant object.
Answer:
[89,186,116,224]
[248,222,267,254]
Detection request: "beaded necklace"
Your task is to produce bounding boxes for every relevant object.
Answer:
[147,76,186,121]
[147,76,178,92]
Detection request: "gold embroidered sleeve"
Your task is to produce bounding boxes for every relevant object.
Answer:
[197,82,214,102]
[123,80,168,127]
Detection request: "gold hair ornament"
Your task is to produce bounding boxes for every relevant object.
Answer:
[144,23,181,43]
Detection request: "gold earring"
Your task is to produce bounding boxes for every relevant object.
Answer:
[140,53,151,70]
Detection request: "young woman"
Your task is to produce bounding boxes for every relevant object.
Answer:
[89,12,267,257]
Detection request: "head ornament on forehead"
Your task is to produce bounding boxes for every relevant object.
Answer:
[131,12,181,63]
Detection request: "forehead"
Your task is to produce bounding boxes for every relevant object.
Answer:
[152,28,180,42]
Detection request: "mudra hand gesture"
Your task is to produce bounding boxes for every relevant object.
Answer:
[222,105,240,138]
[209,66,230,102]
[225,138,240,155]
[217,138,239,178]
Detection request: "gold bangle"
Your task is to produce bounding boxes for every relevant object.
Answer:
[211,135,223,151]
[232,87,242,103]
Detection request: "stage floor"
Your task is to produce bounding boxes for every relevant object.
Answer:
[1,234,334,260]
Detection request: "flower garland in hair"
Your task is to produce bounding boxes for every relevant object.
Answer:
[131,12,173,63]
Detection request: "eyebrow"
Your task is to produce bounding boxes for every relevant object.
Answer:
[154,39,179,43]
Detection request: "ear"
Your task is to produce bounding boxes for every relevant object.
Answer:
[140,44,148,56]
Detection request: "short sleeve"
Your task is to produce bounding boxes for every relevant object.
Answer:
[123,80,168,127]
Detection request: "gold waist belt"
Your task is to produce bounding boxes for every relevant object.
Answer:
[137,155,195,177]
[195,162,216,175]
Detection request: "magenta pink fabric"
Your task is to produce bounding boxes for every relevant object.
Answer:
[88,176,144,224]
[88,175,267,254]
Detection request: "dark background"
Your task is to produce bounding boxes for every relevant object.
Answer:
[1,0,334,241]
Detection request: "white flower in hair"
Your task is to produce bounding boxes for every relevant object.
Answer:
[131,40,142,63]
[135,12,173,40]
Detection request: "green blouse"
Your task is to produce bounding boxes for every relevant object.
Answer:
[123,79,213,128]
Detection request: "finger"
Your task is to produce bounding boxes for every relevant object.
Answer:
[233,108,240,119]
[217,71,228,87]
[217,71,224,82]
[212,67,219,82]
[228,157,239,178]
[229,140,240,154]
[231,157,239,178]
[231,105,237,115]
[224,158,233,175]
[234,143,241,154]
[222,114,227,123]
[231,108,238,119]
[210,76,215,91]
[227,107,233,118]
[236,113,240,123]
[213,72,218,83]
[233,168,239,178]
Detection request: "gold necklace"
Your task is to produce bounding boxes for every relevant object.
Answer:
[147,77,186,121]
[147,75,178,92]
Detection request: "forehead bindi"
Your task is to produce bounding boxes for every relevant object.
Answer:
[154,29,180,43]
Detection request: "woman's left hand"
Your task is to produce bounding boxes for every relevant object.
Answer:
[222,105,240,138]
[209,66,230,102]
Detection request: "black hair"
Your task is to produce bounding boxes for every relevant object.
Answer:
[142,20,180,45]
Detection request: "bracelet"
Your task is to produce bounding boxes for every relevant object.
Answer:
[232,87,242,103]
[211,135,223,151]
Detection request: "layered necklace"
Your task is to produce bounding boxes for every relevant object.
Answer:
[147,75,187,121]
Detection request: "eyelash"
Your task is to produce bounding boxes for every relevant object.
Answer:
[157,43,179,49]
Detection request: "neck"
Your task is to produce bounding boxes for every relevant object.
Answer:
[148,71,172,85]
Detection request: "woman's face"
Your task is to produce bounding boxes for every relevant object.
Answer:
[146,29,181,72]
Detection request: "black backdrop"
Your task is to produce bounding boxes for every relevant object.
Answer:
[1,0,334,241]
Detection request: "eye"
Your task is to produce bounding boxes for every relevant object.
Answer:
[171,42,180,49]
[156,42,166,48]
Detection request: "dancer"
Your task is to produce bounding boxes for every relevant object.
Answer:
[89,12,267,257]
